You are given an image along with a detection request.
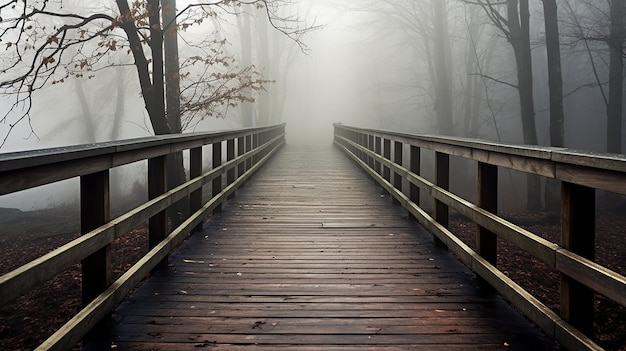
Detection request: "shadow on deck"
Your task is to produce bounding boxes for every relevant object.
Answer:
[94,144,557,350]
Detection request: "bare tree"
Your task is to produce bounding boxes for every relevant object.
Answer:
[607,0,624,154]
[465,0,540,211]
[542,0,564,148]
[431,0,454,135]
[561,0,626,154]
[0,0,310,146]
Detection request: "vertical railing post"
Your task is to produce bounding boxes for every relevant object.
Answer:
[245,134,252,172]
[561,182,595,336]
[148,155,168,269]
[190,147,202,231]
[361,133,368,162]
[80,170,111,308]
[383,139,391,184]
[212,141,223,213]
[259,130,266,158]
[374,136,382,176]
[393,141,403,204]
[80,170,111,340]
[477,162,498,291]
[352,131,358,156]
[227,138,235,199]
[368,135,374,169]
[253,133,260,165]
[238,136,246,180]
[434,152,449,248]
[409,145,421,220]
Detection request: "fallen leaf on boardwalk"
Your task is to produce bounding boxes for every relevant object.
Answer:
[252,320,266,329]
[195,340,217,348]
[434,309,445,313]
[178,290,188,295]
[236,272,243,276]
[184,259,205,264]
[504,342,510,347]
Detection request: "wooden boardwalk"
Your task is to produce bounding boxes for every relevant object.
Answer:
[100,145,557,350]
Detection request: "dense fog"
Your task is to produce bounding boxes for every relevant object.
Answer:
[1,0,625,209]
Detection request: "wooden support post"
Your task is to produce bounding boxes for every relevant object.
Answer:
[393,141,403,204]
[212,142,223,214]
[190,147,202,231]
[227,139,235,199]
[561,182,595,336]
[361,133,368,162]
[383,139,391,186]
[409,145,420,220]
[253,133,259,165]
[368,135,375,169]
[434,152,449,248]
[374,137,382,175]
[80,170,111,305]
[259,131,266,158]
[238,136,246,181]
[246,134,252,171]
[148,155,168,270]
[477,162,498,291]
[80,170,111,340]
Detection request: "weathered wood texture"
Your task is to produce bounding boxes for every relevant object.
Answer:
[100,146,556,351]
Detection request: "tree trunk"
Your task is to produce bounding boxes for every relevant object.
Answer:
[75,79,97,143]
[163,0,181,134]
[432,0,454,136]
[508,0,541,211]
[255,7,272,125]
[163,0,188,228]
[608,0,624,154]
[148,0,168,135]
[463,5,481,138]
[543,0,564,212]
[115,0,170,135]
[110,67,126,140]
[237,10,254,127]
[543,0,564,148]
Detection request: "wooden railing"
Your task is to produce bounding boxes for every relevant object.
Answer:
[0,124,286,351]
[334,123,625,351]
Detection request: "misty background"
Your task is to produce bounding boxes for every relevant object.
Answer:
[0,0,624,211]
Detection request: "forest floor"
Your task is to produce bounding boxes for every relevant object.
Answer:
[0,206,624,351]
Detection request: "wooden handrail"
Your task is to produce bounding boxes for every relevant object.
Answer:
[0,124,286,350]
[334,123,625,351]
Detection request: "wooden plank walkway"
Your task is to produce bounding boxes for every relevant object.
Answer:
[98,145,557,350]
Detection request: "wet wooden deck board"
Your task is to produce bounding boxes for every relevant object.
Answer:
[101,145,557,350]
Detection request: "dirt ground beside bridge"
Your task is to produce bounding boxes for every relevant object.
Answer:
[0,208,624,350]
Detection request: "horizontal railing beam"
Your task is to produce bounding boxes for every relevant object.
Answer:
[36,131,285,351]
[0,127,286,308]
[333,124,622,351]
[335,124,626,195]
[0,125,284,196]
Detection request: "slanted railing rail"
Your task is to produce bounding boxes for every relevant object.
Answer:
[334,123,625,351]
[0,124,286,350]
